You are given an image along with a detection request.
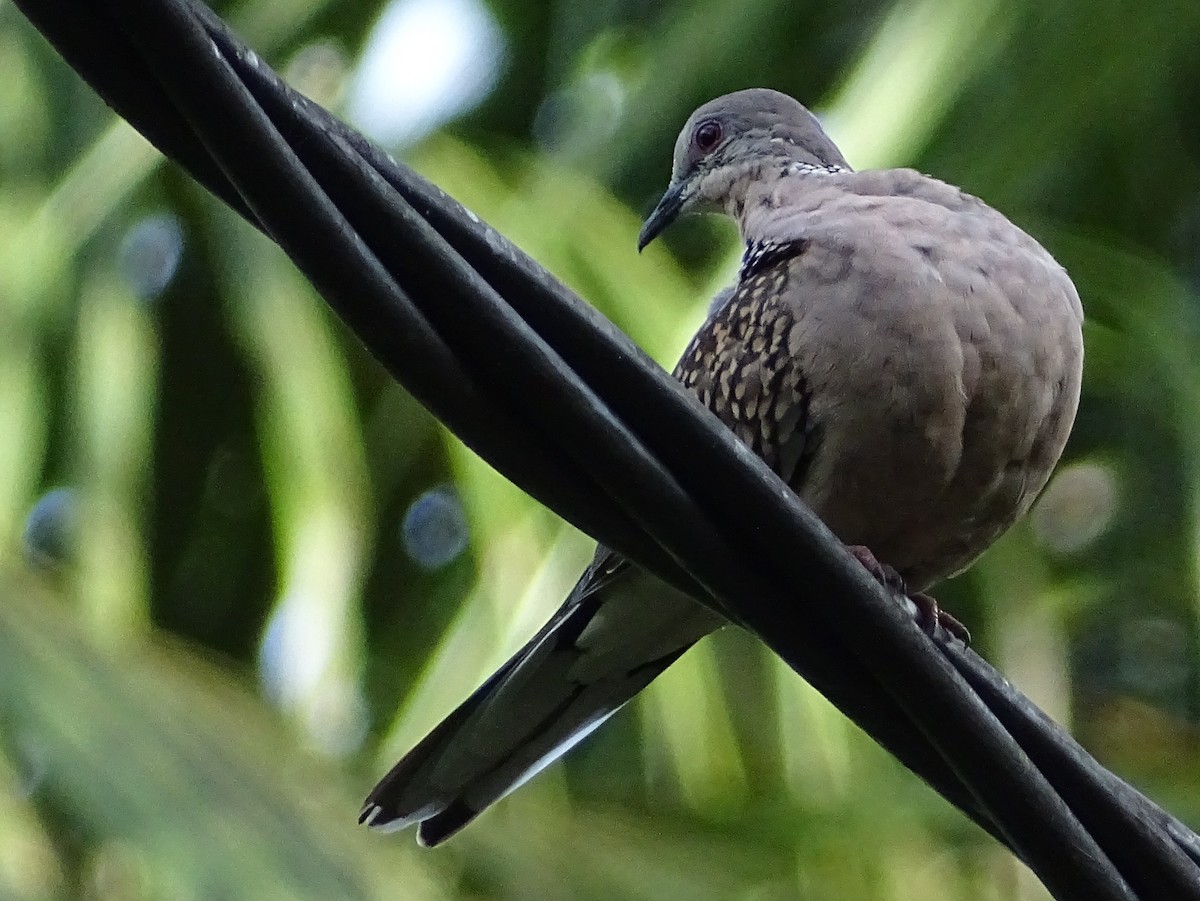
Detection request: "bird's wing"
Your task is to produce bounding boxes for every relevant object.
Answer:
[360,546,721,845]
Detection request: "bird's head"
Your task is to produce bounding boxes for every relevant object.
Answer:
[637,88,849,250]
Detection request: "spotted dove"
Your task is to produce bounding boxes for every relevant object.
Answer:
[360,88,1084,845]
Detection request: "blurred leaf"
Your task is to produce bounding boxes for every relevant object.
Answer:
[0,569,450,901]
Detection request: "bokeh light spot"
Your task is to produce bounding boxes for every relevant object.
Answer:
[118,213,184,301]
[22,487,80,570]
[345,0,505,147]
[401,486,469,570]
[1030,460,1119,554]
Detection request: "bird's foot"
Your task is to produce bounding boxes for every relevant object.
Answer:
[845,545,971,645]
[846,544,905,593]
[909,591,971,645]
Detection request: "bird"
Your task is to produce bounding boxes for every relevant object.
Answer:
[360,88,1084,845]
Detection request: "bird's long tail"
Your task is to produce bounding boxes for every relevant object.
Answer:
[360,555,720,846]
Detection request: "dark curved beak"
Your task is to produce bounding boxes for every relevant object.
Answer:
[637,181,686,252]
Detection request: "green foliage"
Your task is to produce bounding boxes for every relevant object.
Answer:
[3,0,1200,898]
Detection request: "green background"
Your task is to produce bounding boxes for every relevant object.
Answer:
[2,0,1200,898]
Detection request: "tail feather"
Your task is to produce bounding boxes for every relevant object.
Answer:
[361,553,720,844]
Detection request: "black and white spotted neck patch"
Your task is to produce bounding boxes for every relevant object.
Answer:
[739,238,808,281]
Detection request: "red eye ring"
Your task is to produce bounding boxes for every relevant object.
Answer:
[693,120,723,153]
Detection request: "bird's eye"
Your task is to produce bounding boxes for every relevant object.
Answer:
[693,120,723,153]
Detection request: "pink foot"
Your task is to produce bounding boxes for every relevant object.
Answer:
[846,545,971,644]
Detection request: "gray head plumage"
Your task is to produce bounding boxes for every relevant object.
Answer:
[638,89,850,250]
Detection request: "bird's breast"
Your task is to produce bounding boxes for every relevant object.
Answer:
[675,202,1083,591]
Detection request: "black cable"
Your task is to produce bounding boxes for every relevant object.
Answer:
[944,644,1200,895]
[13,0,1200,897]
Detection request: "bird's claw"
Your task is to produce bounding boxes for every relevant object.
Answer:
[909,591,971,644]
[846,545,971,645]
[846,544,905,592]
